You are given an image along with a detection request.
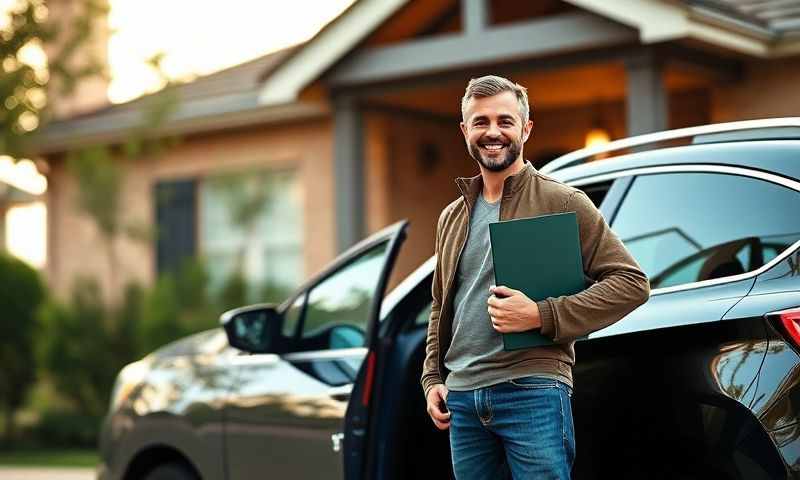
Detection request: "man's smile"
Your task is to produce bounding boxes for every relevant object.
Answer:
[479,141,508,153]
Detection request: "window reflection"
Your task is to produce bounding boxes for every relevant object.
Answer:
[612,172,800,289]
[302,242,390,341]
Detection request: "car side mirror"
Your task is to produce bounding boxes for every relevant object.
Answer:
[220,304,282,354]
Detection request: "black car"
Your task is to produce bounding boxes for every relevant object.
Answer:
[100,118,800,479]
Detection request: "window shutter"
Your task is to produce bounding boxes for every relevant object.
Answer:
[154,179,197,275]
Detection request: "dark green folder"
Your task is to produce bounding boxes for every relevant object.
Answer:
[488,211,587,350]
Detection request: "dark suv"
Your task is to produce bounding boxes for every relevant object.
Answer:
[100,118,800,480]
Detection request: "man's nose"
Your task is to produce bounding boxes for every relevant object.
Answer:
[485,121,501,137]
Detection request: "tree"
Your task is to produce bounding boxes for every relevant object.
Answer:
[0,252,44,443]
[1,0,107,157]
[66,53,179,301]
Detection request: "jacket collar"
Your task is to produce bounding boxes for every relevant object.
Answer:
[455,160,536,208]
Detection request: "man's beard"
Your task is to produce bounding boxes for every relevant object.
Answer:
[468,138,522,172]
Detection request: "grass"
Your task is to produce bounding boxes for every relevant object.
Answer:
[0,449,98,468]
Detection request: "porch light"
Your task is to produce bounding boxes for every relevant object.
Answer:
[584,128,610,149]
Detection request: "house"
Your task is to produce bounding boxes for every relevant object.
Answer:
[35,0,800,302]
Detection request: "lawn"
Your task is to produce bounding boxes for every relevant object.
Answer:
[0,449,98,468]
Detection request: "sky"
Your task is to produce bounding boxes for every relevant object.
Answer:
[107,0,355,103]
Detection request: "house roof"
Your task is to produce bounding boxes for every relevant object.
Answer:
[36,44,327,154]
[37,0,800,155]
[262,0,800,106]
[687,0,800,36]
[567,0,800,56]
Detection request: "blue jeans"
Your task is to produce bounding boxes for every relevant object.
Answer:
[445,376,576,479]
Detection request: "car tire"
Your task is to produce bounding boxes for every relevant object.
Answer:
[143,461,198,480]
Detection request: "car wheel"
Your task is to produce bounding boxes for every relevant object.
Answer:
[143,461,198,480]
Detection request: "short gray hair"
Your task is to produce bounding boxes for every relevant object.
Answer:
[461,75,530,123]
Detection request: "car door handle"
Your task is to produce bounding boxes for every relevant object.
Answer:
[331,432,344,452]
[328,384,352,402]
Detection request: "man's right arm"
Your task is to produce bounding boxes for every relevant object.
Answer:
[420,206,449,399]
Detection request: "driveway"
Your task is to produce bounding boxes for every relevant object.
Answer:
[0,467,95,480]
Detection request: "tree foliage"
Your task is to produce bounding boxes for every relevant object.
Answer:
[1,0,107,157]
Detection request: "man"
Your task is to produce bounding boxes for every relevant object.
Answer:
[420,75,650,479]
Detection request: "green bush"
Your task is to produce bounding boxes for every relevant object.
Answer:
[36,278,122,418]
[28,256,292,448]
[29,410,100,448]
[138,258,218,355]
[0,252,45,443]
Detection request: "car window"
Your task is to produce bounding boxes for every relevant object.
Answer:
[577,179,613,208]
[301,241,391,343]
[415,302,433,326]
[611,172,800,290]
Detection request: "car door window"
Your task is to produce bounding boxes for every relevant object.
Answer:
[281,292,305,338]
[301,242,390,346]
[611,172,800,290]
[579,179,613,208]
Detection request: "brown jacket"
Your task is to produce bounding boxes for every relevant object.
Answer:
[421,161,650,398]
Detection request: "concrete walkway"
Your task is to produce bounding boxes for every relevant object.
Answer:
[0,467,95,480]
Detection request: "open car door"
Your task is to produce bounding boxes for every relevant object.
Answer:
[222,220,408,480]
[339,220,408,480]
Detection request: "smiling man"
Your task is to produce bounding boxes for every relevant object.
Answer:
[421,75,650,479]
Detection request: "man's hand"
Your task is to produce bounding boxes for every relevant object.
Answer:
[425,384,450,430]
[488,285,541,333]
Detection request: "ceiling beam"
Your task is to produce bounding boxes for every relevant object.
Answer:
[327,12,637,88]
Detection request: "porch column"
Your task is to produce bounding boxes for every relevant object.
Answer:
[333,95,365,253]
[625,51,668,136]
[462,0,489,34]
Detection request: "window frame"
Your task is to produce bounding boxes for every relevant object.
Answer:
[569,164,800,296]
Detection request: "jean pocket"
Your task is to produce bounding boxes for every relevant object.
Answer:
[508,376,559,389]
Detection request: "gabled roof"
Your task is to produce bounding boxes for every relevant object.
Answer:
[257,0,409,105]
[257,0,800,106]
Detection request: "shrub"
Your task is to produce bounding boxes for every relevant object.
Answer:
[36,278,120,418]
[0,252,45,443]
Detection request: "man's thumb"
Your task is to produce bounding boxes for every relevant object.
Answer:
[492,285,515,297]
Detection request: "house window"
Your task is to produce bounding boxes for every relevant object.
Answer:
[200,169,303,303]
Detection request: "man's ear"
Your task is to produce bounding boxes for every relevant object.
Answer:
[460,121,468,140]
[522,119,533,143]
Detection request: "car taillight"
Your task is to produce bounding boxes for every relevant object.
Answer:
[776,307,800,347]
[362,351,376,407]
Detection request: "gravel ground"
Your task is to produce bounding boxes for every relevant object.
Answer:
[0,467,95,480]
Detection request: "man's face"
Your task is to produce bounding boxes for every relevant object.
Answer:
[460,91,533,172]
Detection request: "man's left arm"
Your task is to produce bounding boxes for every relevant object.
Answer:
[537,189,650,343]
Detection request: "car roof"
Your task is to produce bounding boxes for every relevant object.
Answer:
[550,140,800,184]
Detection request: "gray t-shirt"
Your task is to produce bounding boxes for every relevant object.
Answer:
[444,194,564,391]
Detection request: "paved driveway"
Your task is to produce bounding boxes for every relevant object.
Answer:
[0,467,95,480]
